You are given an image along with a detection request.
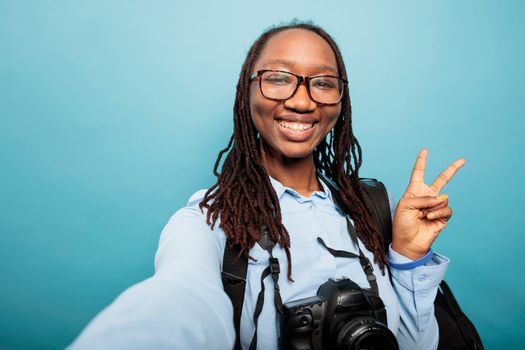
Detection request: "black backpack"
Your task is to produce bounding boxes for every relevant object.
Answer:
[221,175,484,350]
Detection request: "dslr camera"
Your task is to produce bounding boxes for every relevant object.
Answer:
[277,277,398,350]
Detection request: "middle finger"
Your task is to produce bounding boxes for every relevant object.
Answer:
[430,158,466,193]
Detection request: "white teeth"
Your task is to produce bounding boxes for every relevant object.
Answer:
[277,120,314,131]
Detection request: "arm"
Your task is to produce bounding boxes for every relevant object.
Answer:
[388,245,449,349]
[386,148,466,349]
[68,191,235,350]
[386,189,448,350]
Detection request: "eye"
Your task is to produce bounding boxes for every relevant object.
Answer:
[262,72,294,85]
[312,77,338,89]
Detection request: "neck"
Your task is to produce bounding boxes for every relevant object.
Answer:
[259,142,322,197]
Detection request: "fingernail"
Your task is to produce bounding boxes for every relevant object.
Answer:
[437,194,448,200]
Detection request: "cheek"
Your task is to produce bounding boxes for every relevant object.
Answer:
[249,90,280,128]
[323,106,342,132]
[248,90,264,133]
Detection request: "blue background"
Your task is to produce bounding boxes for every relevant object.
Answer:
[1,1,524,349]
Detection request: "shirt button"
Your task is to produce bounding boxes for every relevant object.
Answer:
[309,203,315,209]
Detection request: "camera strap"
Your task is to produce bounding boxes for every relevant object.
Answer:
[316,235,379,295]
[315,172,381,295]
[249,224,284,350]
[345,215,379,295]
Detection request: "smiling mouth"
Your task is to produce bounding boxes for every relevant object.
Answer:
[276,119,315,131]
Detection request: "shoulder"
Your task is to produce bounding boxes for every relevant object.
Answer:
[159,188,217,244]
[154,188,226,272]
[187,189,208,207]
[164,189,209,227]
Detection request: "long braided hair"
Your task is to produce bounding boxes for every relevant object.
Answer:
[199,20,387,280]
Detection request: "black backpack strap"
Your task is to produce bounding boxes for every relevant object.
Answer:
[222,224,283,350]
[435,281,485,350]
[248,224,283,350]
[221,241,247,350]
[358,178,393,251]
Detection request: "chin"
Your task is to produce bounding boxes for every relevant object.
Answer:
[279,146,315,160]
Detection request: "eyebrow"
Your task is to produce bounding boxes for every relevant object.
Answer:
[260,58,338,74]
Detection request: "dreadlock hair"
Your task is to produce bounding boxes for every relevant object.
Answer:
[199,19,387,281]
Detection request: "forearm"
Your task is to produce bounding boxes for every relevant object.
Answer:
[388,246,449,350]
[68,263,235,350]
[69,193,234,350]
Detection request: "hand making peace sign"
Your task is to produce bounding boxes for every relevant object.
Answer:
[391,148,467,260]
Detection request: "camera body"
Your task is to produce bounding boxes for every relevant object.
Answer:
[277,277,398,350]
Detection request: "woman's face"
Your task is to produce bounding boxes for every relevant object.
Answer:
[249,28,342,160]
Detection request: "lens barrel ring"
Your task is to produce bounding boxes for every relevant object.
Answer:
[335,317,399,350]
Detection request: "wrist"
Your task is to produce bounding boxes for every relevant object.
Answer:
[389,246,434,270]
[391,242,428,260]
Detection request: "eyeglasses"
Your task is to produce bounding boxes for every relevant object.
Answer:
[250,69,347,105]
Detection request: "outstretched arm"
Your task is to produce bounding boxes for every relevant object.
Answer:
[68,192,234,350]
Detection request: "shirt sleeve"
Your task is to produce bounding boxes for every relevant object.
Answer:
[386,189,449,350]
[67,190,235,350]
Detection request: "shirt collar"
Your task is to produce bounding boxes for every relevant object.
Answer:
[268,174,335,203]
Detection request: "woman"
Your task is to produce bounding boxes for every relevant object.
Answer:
[69,21,465,350]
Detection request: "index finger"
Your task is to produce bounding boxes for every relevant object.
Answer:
[409,148,428,185]
[430,158,467,193]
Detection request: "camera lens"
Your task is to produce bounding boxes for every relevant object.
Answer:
[351,331,397,350]
[336,318,398,350]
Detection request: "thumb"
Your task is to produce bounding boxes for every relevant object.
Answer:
[401,194,448,210]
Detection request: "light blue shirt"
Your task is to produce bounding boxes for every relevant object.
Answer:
[69,175,449,350]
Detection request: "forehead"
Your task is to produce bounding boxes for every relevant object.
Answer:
[254,28,338,75]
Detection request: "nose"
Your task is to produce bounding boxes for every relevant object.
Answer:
[284,82,317,112]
